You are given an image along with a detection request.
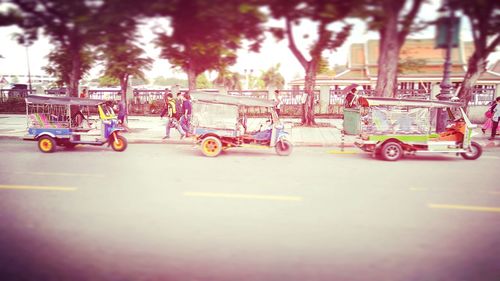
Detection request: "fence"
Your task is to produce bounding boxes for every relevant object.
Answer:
[0,89,37,102]
[328,88,494,106]
[88,89,122,101]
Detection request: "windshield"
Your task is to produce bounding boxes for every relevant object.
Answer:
[191,102,238,130]
[361,106,431,135]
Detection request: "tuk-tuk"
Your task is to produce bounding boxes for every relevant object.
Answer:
[24,95,127,153]
[190,92,292,157]
[351,97,482,161]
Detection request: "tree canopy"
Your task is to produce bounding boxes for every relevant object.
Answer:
[154,0,265,90]
[268,0,353,125]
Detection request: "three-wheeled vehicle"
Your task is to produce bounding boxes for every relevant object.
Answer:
[351,97,482,161]
[24,95,127,153]
[190,92,292,157]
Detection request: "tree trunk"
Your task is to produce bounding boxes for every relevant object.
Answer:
[375,10,401,98]
[187,67,197,91]
[67,55,81,97]
[458,53,486,108]
[302,63,316,126]
[120,74,129,103]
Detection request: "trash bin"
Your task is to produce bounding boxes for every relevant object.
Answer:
[343,108,360,135]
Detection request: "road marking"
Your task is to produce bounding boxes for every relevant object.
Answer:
[0,185,77,192]
[428,204,500,213]
[184,192,303,201]
[9,171,104,177]
[481,155,500,159]
[327,150,358,154]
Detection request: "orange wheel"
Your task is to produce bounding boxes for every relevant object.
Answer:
[111,134,127,152]
[38,136,56,153]
[201,136,222,157]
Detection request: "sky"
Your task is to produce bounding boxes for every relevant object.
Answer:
[0,0,498,86]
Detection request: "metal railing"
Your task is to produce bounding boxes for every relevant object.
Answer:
[469,88,495,106]
[0,89,37,102]
[89,90,122,101]
[228,90,268,99]
[278,89,320,105]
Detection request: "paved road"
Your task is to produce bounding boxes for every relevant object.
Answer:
[0,139,499,281]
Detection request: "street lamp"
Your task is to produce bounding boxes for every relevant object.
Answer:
[435,0,460,132]
[25,45,33,95]
[244,68,253,90]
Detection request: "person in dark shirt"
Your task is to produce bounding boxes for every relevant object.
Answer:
[180,92,192,135]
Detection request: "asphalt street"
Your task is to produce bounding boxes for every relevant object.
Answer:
[0,139,499,281]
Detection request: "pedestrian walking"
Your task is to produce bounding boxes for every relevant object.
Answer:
[180,92,192,135]
[482,100,496,134]
[273,89,283,116]
[175,92,184,120]
[79,88,87,99]
[488,96,500,141]
[117,99,129,131]
[162,93,185,139]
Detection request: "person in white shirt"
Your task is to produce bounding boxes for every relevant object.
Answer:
[489,97,500,140]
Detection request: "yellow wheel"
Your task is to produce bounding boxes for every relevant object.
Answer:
[111,134,127,152]
[201,136,222,157]
[38,136,56,153]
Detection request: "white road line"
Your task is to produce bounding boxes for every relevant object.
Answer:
[428,203,500,213]
[0,185,77,192]
[184,192,303,201]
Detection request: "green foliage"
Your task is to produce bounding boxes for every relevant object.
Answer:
[261,64,285,89]
[196,73,213,89]
[96,0,153,94]
[5,0,103,96]
[317,57,335,75]
[152,76,188,88]
[154,0,265,89]
[130,76,149,86]
[213,70,243,91]
[98,76,120,87]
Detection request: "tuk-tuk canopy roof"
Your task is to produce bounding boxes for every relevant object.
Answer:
[364,97,463,108]
[190,91,276,107]
[26,95,107,106]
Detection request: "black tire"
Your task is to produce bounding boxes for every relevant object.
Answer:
[460,141,482,160]
[201,136,222,157]
[111,134,128,152]
[380,141,402,161]
[62,141,77,149]
[38,136,56,153]
[275,139,293,156]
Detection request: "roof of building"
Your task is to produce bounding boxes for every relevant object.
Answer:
[289,39,500,86]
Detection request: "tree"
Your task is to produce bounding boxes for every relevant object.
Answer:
[268,0,352,125]
[154,0,264,90]
[4,0,100,97]
[130,76,149,86]
[261,63,285,89]
[213,70,243,91]
[98,75,120,87]
[317,57,334,75]
[152,76,188,87]
[96,0,153,105]
[358,0,423,97]
[452,0,500,107]
[196,73,213,89]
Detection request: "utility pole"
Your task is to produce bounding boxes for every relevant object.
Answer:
[435,0,459,132]
[25,46,33,96]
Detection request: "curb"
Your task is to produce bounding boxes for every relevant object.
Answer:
[1,135,498,148]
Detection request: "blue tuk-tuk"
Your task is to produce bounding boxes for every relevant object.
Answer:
[190,91,292,157]
[24,95,127,153]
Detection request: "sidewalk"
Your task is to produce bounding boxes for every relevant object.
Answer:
[0,114,498,148]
